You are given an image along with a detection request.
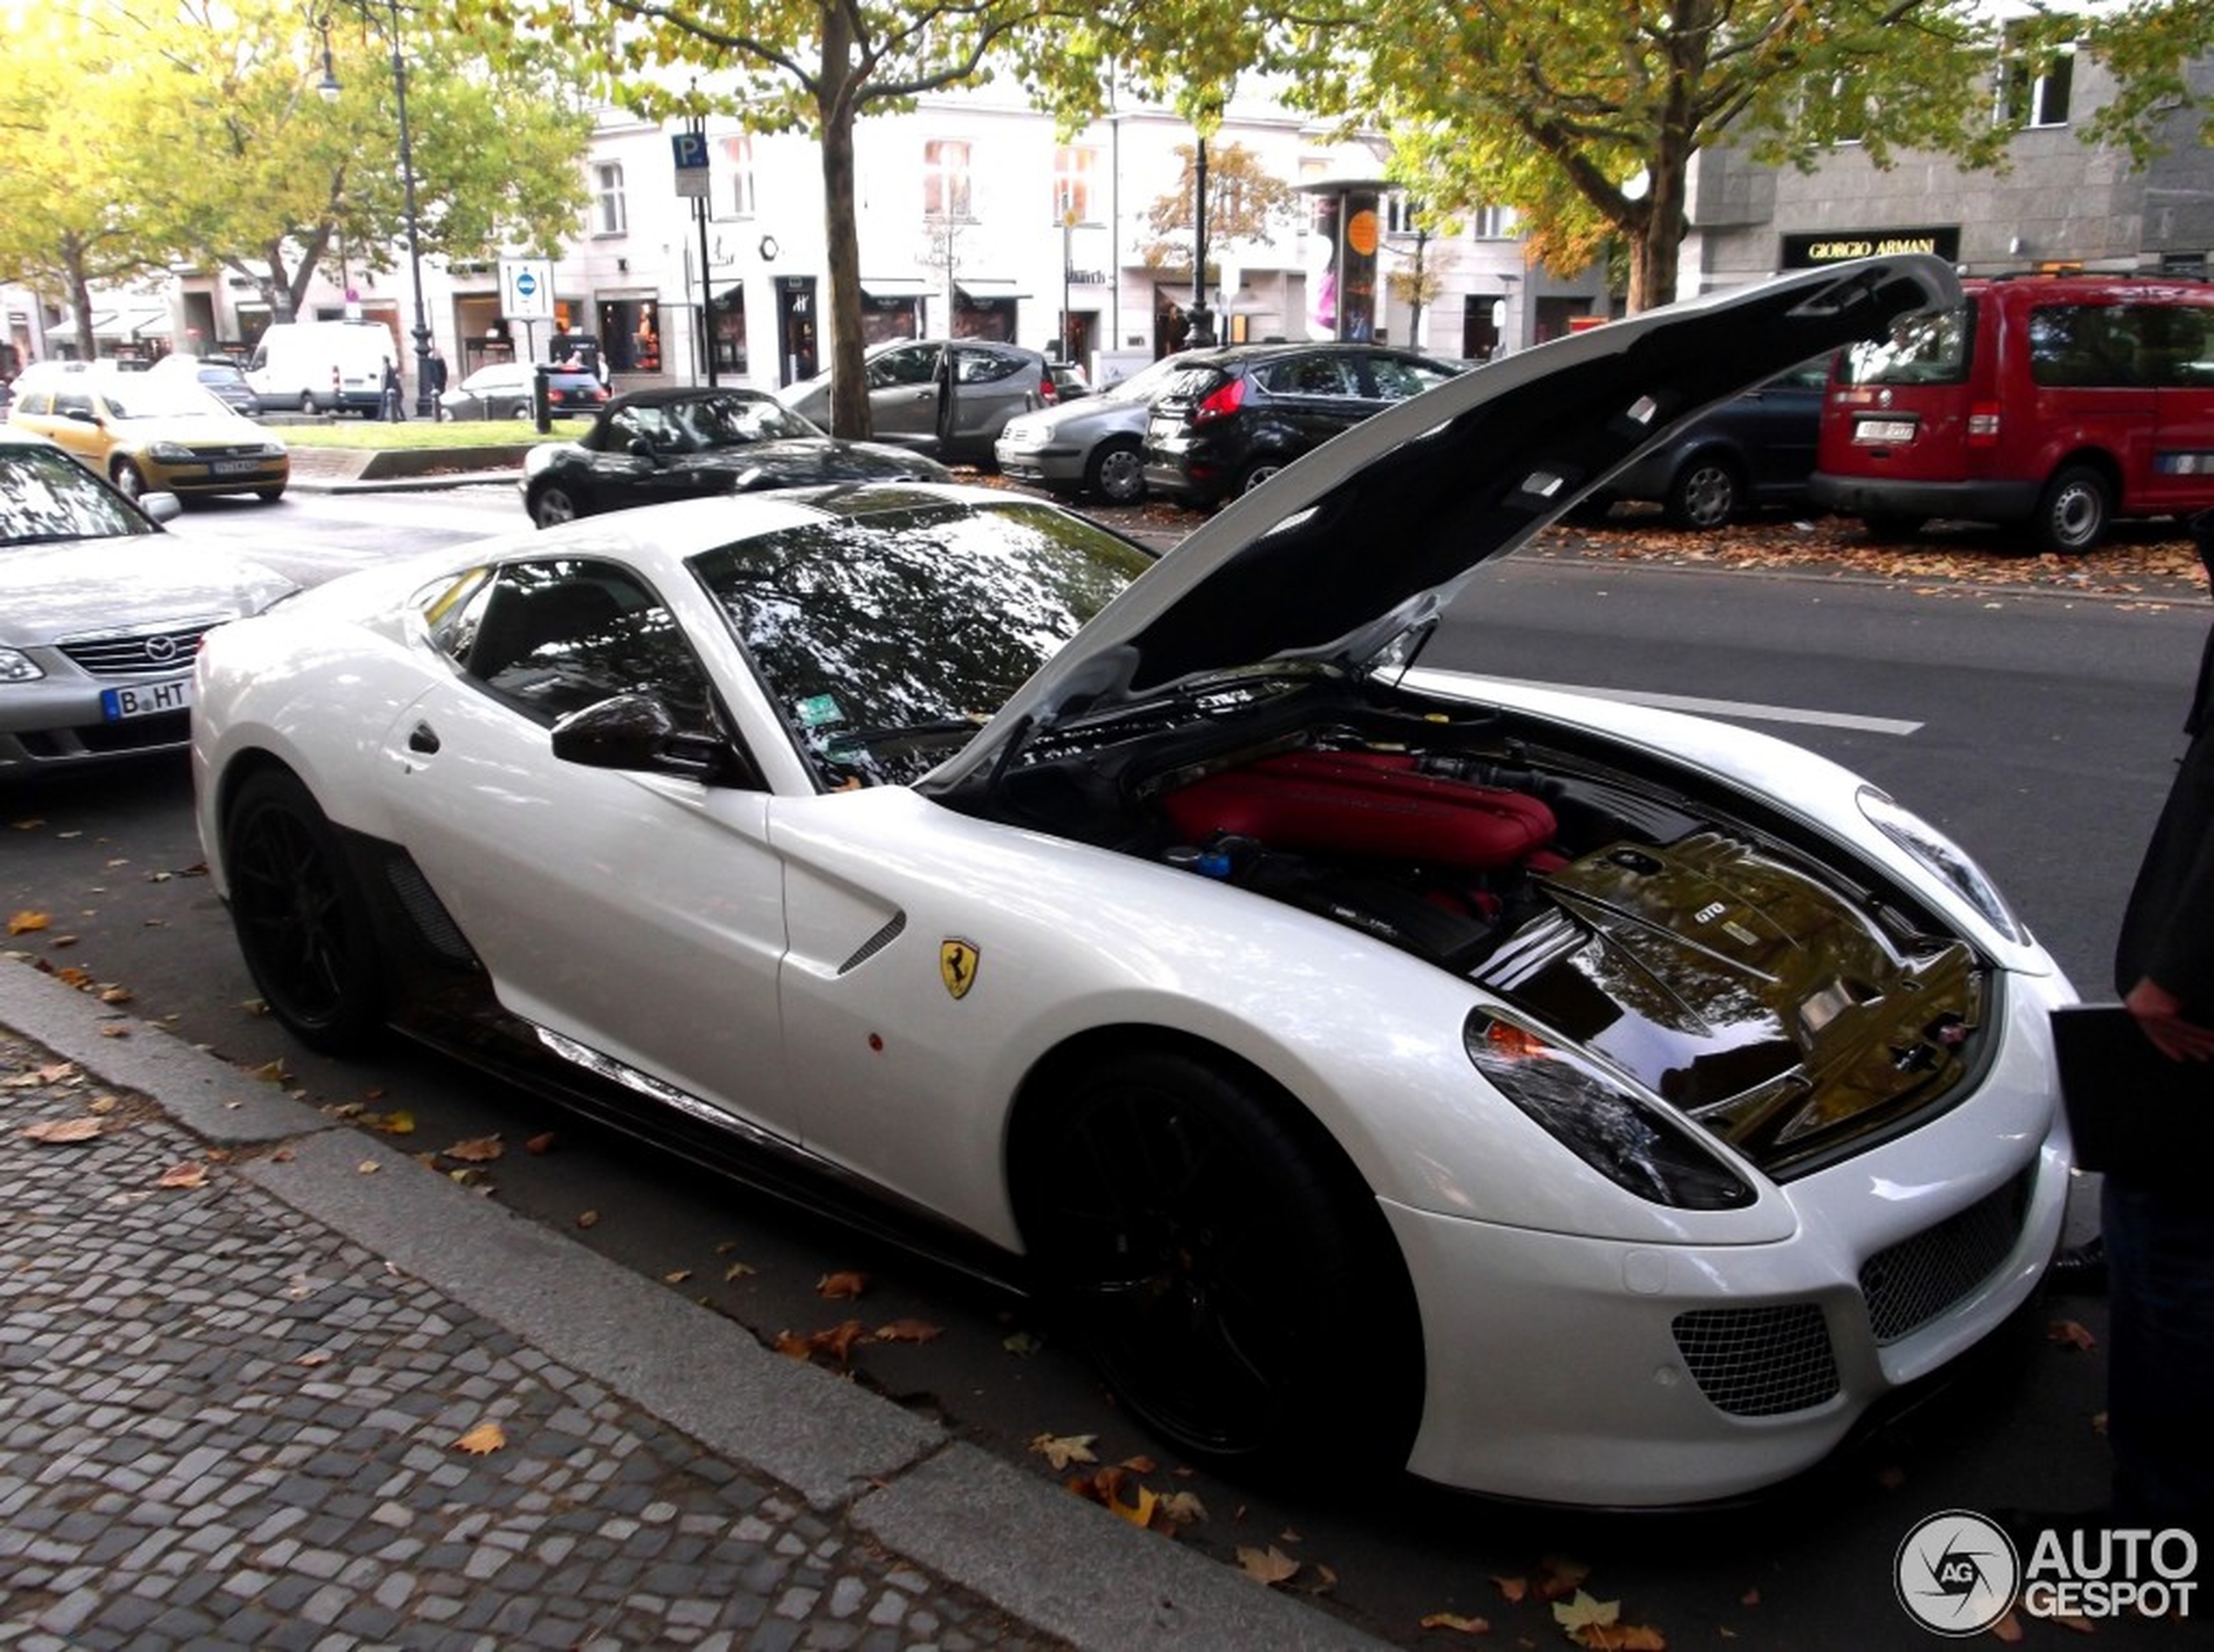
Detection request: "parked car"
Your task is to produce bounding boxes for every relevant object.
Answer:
[777,339,1052,464]
[191,255,2070,1507]
[8,360,289,503]
[1594,357,1830,528]
[1810,272,2214,553]
[520,385,951,527]
[243,319,393,416]
[1,426,294,775]
[995,353,1197,505]
[439,363,537,421]
[1141,342,1464,506]
[1043,360,1091,401]
[146,354,262,418]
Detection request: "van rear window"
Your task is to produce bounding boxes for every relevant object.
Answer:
[1838,302,1972,387]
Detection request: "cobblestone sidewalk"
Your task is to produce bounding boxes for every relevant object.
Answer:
[0,1030,1063,1651]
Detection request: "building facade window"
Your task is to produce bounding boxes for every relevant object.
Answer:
[924,139,973,220]
[594,162,628,235]
[1052,146,1097,222]
[723,134,756,219]
[1385,193,1421,237]
[1472,205,1519,240]
[2000,36,2075,128]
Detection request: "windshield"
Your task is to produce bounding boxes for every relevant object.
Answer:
[0,444,154,545]
[670,393,821,448]
[1101,356,1189,404]
[98,379,232,419]
[1837,301,1973,386]
[690,500,1153,788]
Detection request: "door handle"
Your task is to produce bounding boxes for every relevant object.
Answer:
[407,722,441,754]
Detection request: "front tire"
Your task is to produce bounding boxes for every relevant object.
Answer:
[530,483,581,528]
[109,460,147,502]
[1664,455,1742,530]
[2031,465,2112,554]
[223,769,385,1055]
[1015,1049,1420,1475]
[298,391,321,416]
[1085,438,1146,505]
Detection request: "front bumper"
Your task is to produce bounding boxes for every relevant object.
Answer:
[145,455,290,497]
[1389,968,2073,1505]
[1,671,194,772]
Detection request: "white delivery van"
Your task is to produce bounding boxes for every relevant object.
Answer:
[246,322,397,416]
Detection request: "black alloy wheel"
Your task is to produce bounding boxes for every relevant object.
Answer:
[1017,1049,1420,1476]
[223,769,385,1055]
[530,483,581,528]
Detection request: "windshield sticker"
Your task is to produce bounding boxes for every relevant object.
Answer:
[796,693,846,730]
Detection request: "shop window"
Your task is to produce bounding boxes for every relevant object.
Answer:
[599,298,660,373]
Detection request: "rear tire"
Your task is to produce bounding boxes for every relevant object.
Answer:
[2030,465,2112,554]
[1236,458,1287,496]
[223,769,385,1056]
[299,391,321,416]
[1015,1048,1421,1477]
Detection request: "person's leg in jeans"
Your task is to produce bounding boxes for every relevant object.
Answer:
[2102,1175,2214,1541]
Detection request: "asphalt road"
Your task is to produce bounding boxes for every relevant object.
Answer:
[7,485,2201,1648]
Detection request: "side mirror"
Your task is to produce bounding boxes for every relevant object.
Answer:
[139,492,184,524]
[550,691,736,782]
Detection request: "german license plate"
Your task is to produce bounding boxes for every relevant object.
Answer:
[101,677,192,721]
[1854,418,1916,444]
[211,459,261,475]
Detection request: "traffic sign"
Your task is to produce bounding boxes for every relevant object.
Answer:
[672,132,710,200]
[499,257,555,322]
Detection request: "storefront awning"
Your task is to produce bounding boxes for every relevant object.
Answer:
[955,280,1029,303]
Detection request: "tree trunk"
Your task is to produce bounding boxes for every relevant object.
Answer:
[66,251,96,362]
[818,4,869,438]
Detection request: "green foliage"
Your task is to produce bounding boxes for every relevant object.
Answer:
[0,0,591,339]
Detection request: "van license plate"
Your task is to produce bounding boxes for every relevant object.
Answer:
[1854,418,1916,444]
[102,678,192,721]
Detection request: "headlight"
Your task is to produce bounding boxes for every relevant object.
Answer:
[0,648,45,683]
[1856,785,2025,943]
[145,442,194,461]
[1464,1011,1754,1209]
[259,442,287,459]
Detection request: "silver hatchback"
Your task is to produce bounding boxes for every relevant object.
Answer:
[778,340,1048,465]
[995,353,1195,505]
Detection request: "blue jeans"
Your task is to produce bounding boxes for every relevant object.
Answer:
[2102,1177,2214,1533]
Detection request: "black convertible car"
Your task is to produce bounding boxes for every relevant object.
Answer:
[520,385,951,527]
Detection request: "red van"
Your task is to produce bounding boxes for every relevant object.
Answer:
[1809,274,2214,553]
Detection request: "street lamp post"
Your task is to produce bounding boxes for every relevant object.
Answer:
[318,2,434,418]
[1187,134,1214,349]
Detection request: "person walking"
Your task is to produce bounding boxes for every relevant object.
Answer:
[2101,505,2214,1544]
[380,357,404,423]
[427,348,449,420]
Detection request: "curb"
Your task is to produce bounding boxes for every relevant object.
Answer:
[0,955,1389,1651]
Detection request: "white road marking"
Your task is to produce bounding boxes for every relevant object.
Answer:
[1481,676,1924,736]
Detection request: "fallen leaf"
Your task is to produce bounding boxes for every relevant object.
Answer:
[98,985,132,1005]
[575,1209,600,1228]
[772,1319,867,1364]
[453,1420,506,1455]
[1236,1545,1301,1587]
[817,1270,867,1299]
[1538,1555,1593,1601]
[6,910,50,935]
[98,1024,128,1039]
[361,1110,416,1136]
[1110,1483,1158,1528]
[23,1116,103,1143]
[873,1318,942,1343]
[356,1159,381,1175]
[86,1096,117,1115]
[723,1261,757,1281]
[1553,1592,1619,1634]
[663,1269,692,1284]
[248,1059,290,1084]
[155,1162,209,1189]
[525,1132,559,1154]
[2048,1319,2098,1352]
[1491,1575,1529,1605]
[1158,1489,1208,1526]
[1740,1588,1760,1607]
[1002,1330,1044,1357]
[1029,1431,1099,1471]
[297,1350,332,1367]
[441,1134,502,1162]
[1419,1612,1491,1634]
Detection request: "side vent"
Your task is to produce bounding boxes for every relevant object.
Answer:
[838,912,907,976]
[382,854,477,964]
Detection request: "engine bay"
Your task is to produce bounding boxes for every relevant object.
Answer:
[988,681,1991,1177]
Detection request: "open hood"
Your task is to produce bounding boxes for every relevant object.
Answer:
[927,255,1959,797]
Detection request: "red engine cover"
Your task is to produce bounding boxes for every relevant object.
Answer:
[1162,751,1557,868]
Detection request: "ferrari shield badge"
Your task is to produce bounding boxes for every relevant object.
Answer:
[939,938,980,1001]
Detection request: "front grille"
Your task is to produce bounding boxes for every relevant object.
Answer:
[1673,1303,1842,1417]
[58,623,214,678]
[1859,1167,2033,1344]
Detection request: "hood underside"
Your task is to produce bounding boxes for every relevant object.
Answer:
[926,255,1962,799]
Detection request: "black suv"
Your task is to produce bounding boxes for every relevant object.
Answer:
[1141,343,1464,506]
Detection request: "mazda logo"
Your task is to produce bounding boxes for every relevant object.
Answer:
[143,634,179,663]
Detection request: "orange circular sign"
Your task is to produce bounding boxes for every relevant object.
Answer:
[1347,209,1380,257]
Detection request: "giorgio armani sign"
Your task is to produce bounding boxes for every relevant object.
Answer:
[1783,227,1959,266]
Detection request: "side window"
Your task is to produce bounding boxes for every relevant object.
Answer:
[954,350,1021,385]
[2131,305,2213,389]
[868,347,936,390]
[2029,305,2138,388]
[1261,355,1359,398]
[1368,357,1457,400]
[54,389,93,418]
[431,559,716,730]
[607,405,666,452]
